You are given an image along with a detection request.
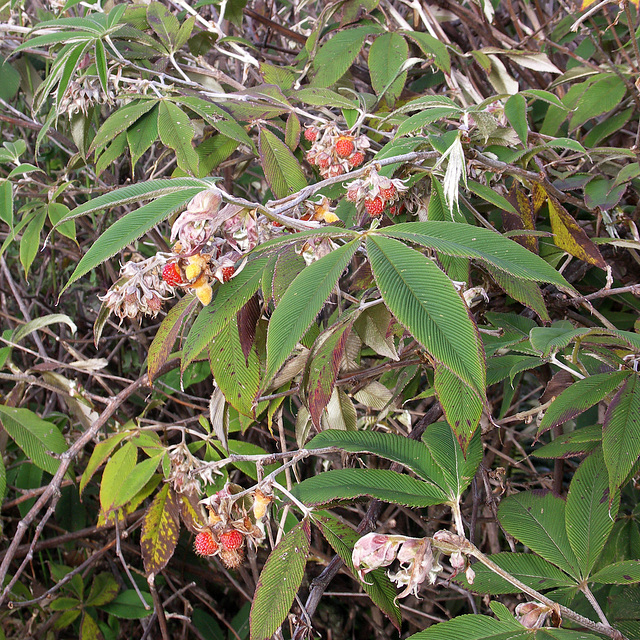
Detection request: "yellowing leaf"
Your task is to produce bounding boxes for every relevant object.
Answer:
[140,484,181,576]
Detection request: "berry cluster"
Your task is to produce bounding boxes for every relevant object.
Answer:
[346,168,408,219]
[305,124,370,178]
[194,528,247,568]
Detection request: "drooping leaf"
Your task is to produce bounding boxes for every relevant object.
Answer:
[403,30,451,73]
[250,519,310,640]
[182,256,267,372]
[498,491,580,579]
[313,511,401,630]
[434,365,483,452]
[538,370,630,435]
[258,128,307,199]
[378,221,572,290]
[265,240,360,383]
[0,405,69,476]
[368,32,409,105]
[158,100,199,175]
[353,304,398,360]
[209,316,261,417]
[566,450,619,578]
[603,374,640,495]
[237,294,261,365]
[547,196,606,269]
[456,552,576,594]
[504,93,528,145]
[62,188,204,294]
[20,207,46,278]
[79,431,129,496]
[304,321,353,429]
[367,234,485,396]
[148,296,197,382]
[140,484,181,576]
[292,468,449,508]
[321,387,357,432]
[311,26,380,87]
[486,265,549,322]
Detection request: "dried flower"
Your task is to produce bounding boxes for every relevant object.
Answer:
[171,189,223,254]
[515,602,553,629]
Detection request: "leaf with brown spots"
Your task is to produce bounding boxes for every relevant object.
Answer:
[141,484,180,576]
[547,195,606,268]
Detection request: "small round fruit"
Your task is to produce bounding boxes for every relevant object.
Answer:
[219,529,245,551]
[349,152,365,167]
[364,197,385,217]
[162,263,183,286]
[221,266,235,283]
[304,127,319,142]
[335,136,355,158]
[380,185,397,200]
[194,530,218,556]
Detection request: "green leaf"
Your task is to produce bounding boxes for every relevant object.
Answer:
[395,107,462,137]
[258,128,307,199]
[62,188,203,295]
[498,491,580,579]
[403,30,451,73]
[566,450,619,578]
[368,32,408,105]
[0,405,68,476]
[0,180,12,228]
[20,207,46,278]
[85,573,119,607]
[250,519,310,640]
[182,256,267,371]
[529,324,590,359]
[457,552,576,594]
[79,431,129,496]
[590,560,640,585]
[533,425,602,460]
[80,612,101,640]
[294,87,357,110]
[48,203,76,243]
[101,590,153,619]
[265,240,360,383]
[293,468,449,508]
[504,93,528,144]
[367,234,485,396]
[12,313,77,344]
[158,100,199,175]
[538,371,630,435]
[127,106,159,170]
[570,74,626,129]
[313,511,401,630]
[486,265,550,322]
[140,484,180,576]
[353,304,398,360]
[379,221,572,290]
[90,99,158,152]
[466,180,517,215]
[311,26,380,87]
[603,374,640,495]
[148,296,196,382]
[434,365,483,452]
[209,316,261,417]
[147,1,179,50]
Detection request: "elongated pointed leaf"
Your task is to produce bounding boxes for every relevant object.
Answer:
[265,240,360,382]
[140,484,180,576]
[258,128,307,199]
[538,370,630,435]
[62,189,202,294]
[590,560,640,585]
[90,99,159,152]
[529,325,590,359]
[603,374,640,494]
[434,365,483,453]
[292,468,449,508]
[312,511,401,630]
[158,100,199,175]
[378,222,572,290]
[566,450,619,578]
[250,519,310,640]
[127,106,159,170]
[369,32,408,104]
[498,491,580,579]
[0,405,68,476]
[367,235,485,396]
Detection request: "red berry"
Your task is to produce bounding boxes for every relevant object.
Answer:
[380,185,396,200]
[162,263,183,286]
[364,197,385,217]
[335,136,355,158]
[194,530,218,556]
[349,152,365,167]
[304,127,318,142]
[219,529,245,551]
[318,156,330,169]
[221,266,235,283]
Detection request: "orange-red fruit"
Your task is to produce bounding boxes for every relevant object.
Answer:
[365,197,385,217]
[349,152,365,167]
[318,156,330,169]
[335,136,354,158]
[304,127,318,142]
[162,263,183,286]
[194,530,218,556]
[380,185,396,200]
[220,529,245,551]
[221,266,235,283]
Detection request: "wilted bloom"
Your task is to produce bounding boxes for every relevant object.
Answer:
[171,189,223,254]
[352,533,404,581]
[58,77,112,117]
[515,602,553,629]
[390,537,443,599]
[99,254,174,321]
